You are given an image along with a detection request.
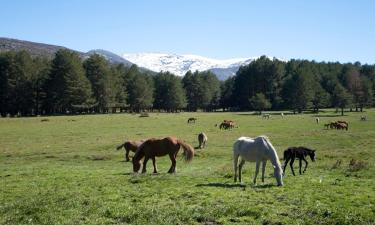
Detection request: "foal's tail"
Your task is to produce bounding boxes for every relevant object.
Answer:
[177,140,194,162]
[116,143,124,150]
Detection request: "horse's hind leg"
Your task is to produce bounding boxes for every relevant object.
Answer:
[253,161,260,184]
[261,160,267,183]
[299,159,302,175]
[168,153,177,173]
[152,157,158,174]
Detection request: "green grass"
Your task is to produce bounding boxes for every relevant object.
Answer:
[1,110,374,225]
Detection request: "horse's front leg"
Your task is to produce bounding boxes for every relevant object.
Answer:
[290,157,296,176]
[261,160,267,183]
[142,156,150,173]
[152,157,158,174]
[299,158,302,175]
[283,157,290,175]
[168,153,177,173]
[253,161,260,184]
[302,158,308,173]
[238,159,245,183]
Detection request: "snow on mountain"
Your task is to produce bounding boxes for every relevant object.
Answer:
[122,53,254,80]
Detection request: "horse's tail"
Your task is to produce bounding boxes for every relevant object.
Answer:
[116,143,124,150]
[177,140,194,162]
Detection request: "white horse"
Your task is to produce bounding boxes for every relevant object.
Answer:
[315,117,320,124]
[198,132,208,149]
[233,136,283,186]
[280,113,284,118]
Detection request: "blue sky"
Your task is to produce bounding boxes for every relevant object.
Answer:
[1,0,374,63]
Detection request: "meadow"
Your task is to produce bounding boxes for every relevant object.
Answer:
[1,110,374,225]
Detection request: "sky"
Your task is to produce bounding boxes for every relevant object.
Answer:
[1,0,375,63]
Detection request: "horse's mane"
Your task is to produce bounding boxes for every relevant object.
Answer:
[260,136,282,169]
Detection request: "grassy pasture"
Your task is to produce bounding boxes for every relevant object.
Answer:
[0,110,374,225]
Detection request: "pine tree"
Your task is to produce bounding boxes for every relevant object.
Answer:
[44,49,92,114]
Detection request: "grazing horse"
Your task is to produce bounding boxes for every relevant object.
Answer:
[315,117,320,124]
[337,120,348,129]
[187,117,197,123]
[336,122,348,130]
[281,113,284,118]
[198,132,208,149]
[220,120,235,130]
[283,147,316,176]
[132,137,194,174]
[262,114,270,119]
[117,140,144,161]
[360,116,366,121]
[233,136,283,186]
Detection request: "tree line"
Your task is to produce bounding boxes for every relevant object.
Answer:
[0,50,374,117]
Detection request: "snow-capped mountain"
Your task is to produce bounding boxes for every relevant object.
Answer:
[122,53,254,80]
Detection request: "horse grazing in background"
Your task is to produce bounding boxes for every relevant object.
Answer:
[283,147,316,176]
[315,117,320,124]
[187,117,197,123]
[117,140,145,161]
[198,132,208,149]
[220,120,235,130]
[132,137,194,174]
[262,114,270,119]
[337,120,348,129]
[336,122,348,130]
[233,136,283,186]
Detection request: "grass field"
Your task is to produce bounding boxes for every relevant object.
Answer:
[1,110,374,225]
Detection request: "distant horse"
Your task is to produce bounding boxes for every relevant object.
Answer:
[198,132,208,149]
[117,140,144,161]
[262,114,270,119]
[336,122,348,130]
[360,116,366,121]
[324,123,330,129]
[220,120,235,130]
[187,117,197,123]
[337,120,348,129]
[315,117,320,124]
[132,137,194,173]
[283,147,316,176]
[233,136,283,186]
[281,113,284,118]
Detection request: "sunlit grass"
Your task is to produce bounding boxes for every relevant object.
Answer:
[1,110,374,224]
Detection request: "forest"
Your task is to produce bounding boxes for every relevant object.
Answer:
[0,49,374,116]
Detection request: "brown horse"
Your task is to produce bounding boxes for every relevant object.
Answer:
[132,137,194,173]
[117,140,144,161]
[187,117,197,123]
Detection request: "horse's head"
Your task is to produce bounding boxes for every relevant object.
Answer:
[309,150,316,162]
[132,157,141,173]
[273,164,284,186]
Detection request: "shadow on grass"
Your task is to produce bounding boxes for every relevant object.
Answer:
[196,182,278,189]
[313,114,348,118]
[196,182,246,188]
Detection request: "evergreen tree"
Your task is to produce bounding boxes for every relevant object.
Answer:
[250,93,272,114]
[153,72,186,112]
[220,77,235,111]
[44,49,92,114]
[331,84,352,116]
[84,54,114,113]
[128,73,154,112]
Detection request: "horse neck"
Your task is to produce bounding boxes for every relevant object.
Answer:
[133,148,144,162]
[263,140,282,170]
